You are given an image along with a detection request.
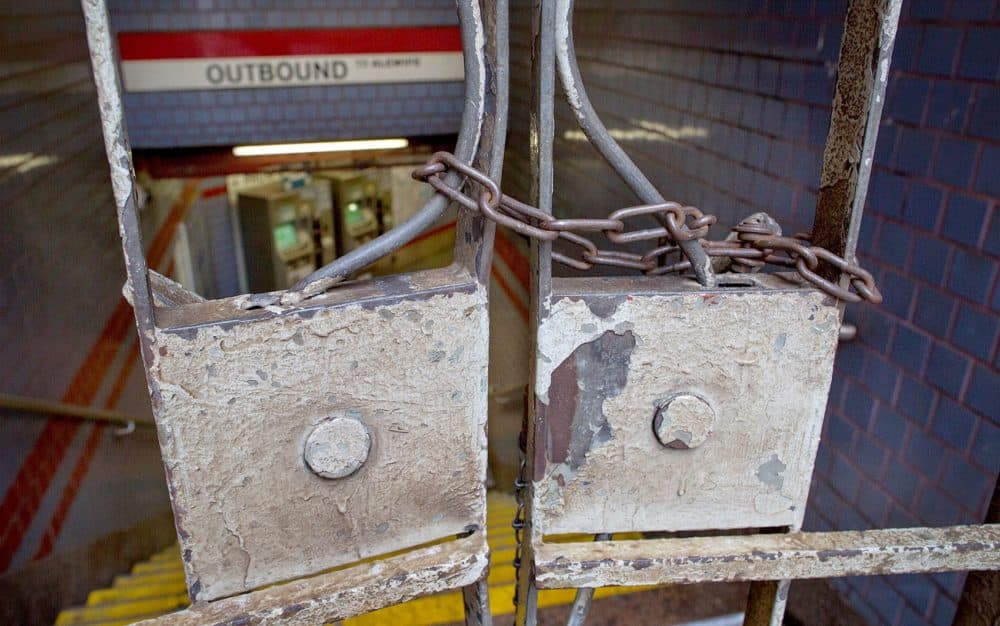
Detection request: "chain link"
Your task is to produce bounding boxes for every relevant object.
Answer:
[511,456,528,608]
[413,152,883,304]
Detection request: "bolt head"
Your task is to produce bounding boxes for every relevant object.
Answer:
[653,393,715,450]
[304,416,371,479]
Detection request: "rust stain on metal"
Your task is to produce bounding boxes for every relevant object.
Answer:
[533,524,1000,588]
[812,0,888,267]
[533,275,840,537]
[546,330,634,470]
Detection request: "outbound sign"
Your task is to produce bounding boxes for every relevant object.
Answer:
[117,27,464,92]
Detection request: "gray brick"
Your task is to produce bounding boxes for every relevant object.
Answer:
[951,304,998,361]
[875,220,912,269]
[873,403,908,449]
[916,487,963,526]
[970,419,999,473]
[830,452,861,500]
[906,428,944,478]
[891,573,935,619]
[926,81,972,131]
[867,577,903,624]
[939,453,991,513]
[947,248,996,303]
[856,481,888,525]
[904,183,944,231]
[864,355,899,402]
[885,457,921,506]
[890,75,929,124]
[926,343,970,397]
[896,128,934,176]
[965,364,999,420]
[919,26,961,76]
[854,434,888,480]
[844,379,876,427]
[959,27,1000,81]
[880,270,917,319]
[930,593,958,626]
[909,233,951,285]
[914,287,955,337]
[931,396,977,451]
[888,503,921,528]
[825,412,856,450]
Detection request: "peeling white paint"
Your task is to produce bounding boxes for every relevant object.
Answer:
[152,287,489,601]
[534,281,840,536]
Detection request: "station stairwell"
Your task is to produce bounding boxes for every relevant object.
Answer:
[54,493,647,626]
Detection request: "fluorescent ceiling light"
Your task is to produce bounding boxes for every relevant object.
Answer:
[232,138,409,157]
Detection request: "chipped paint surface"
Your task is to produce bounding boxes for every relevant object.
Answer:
[534,524,1000,588]
[653,393,716,449]
[137,534,489,625]
[533,279,839,536]
[152,286,489,602]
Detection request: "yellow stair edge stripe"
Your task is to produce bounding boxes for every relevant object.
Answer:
[112,572,186,588]
[87,582,188,607]
[57,492,647,626]
[54,594,189,625]
[131,561,183,575]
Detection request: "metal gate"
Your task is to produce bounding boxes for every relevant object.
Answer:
[82,0,999,624]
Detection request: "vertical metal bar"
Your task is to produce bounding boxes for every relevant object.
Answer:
[565,588,597,626]
[744,579,791,626]
[953,477,1000,626]
[564,533,611,626]
[462,578,493,626]
[81,0,159,385]
[454,0,509,285]
[461,2,506,623]
[811,0,902,271]
[517,0,557,624]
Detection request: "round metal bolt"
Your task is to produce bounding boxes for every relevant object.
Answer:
[653,394,715,450]
[303,417,371,479]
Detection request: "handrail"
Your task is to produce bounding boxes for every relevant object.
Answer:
[0,392,154,430]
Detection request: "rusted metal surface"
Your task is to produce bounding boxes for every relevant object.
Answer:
[533,524,1000,588]
[411,156,881,305]
[513,0,556,621]
[812,0,902,269]
[135,534,488,626]
[532,274,839,536]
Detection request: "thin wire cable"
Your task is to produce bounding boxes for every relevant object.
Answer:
[554,0,715,287]
[284,0,488,302]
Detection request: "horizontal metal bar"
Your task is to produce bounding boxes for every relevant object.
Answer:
[534,524,1000,588]
[0,392,153,428]
[136,534,488,626]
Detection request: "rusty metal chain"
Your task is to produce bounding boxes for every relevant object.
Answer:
[413,152,883,304]
[511,456,527,607]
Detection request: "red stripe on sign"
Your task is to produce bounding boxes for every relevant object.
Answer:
[118,27,462,60]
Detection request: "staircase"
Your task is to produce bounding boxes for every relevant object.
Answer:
[54,493,644,625]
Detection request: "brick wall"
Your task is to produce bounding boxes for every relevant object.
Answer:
[504,1,998,624]
[0,0,173,615]
[108,0,466,148]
